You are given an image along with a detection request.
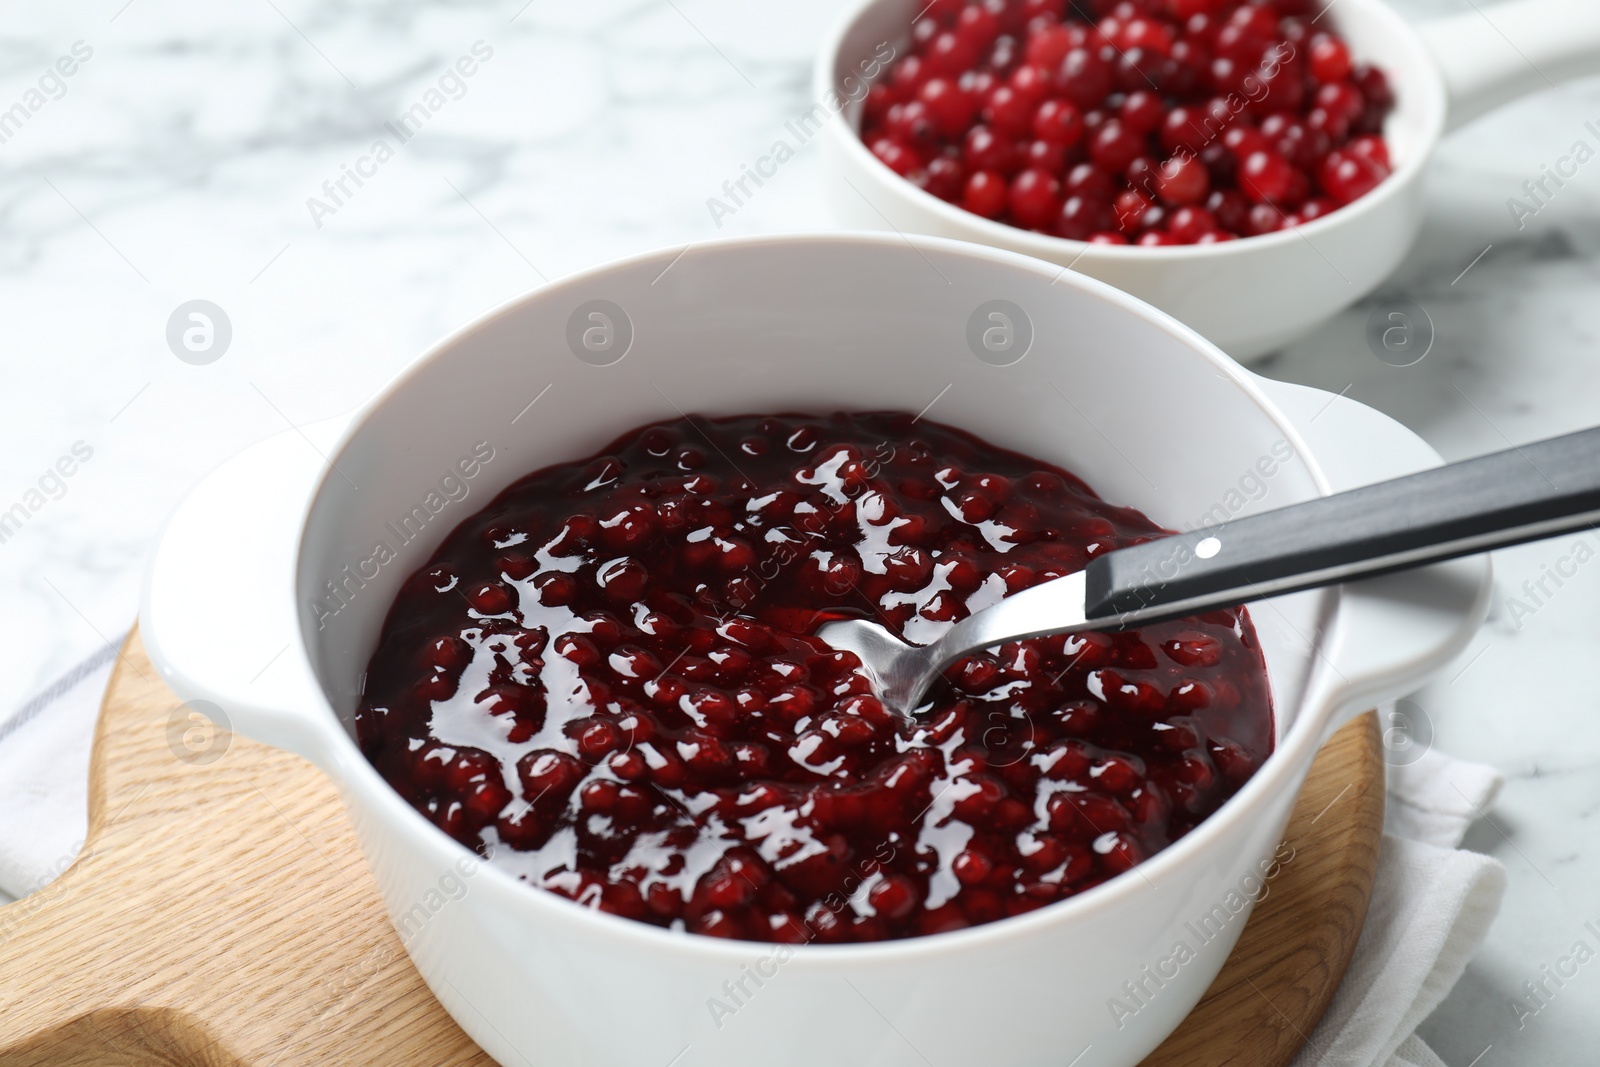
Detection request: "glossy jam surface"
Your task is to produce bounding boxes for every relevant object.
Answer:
[356,413,1275,943]
[858,0,1396,243]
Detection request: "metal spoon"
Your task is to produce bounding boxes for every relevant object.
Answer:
[818,424,1600,715]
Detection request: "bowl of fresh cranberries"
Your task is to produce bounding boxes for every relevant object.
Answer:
[142,233,1489,1067]
[819,0,1600,359]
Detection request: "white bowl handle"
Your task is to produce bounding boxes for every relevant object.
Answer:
[1253,376,1491,736]
[140,419,352,773]
[1419,0,1600,133]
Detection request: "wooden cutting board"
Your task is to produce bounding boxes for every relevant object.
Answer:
[0,632,1383,1066]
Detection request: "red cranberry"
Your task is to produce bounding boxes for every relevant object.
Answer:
[1309,33,1352,84]
[1120,89,1165,134]
[1156,153,1209,205]
[1056,46,1115,107]
[984,84,1034,137]
[1204,187,1251,232]
[1064,162,1116,200]
[467,582,514,615]
[1168,204,1218,242]
[1239,150,1293,204]
[920,77,979,137]
[963,124,1016,173]
[1114,188,1155,232]
[1055,194,1111,239]
[1010,167,1064,228]
[1349,133,1390,169]
[1315,81,1364,125]
[1159,105,1207,153]
[1022,138,1069,173]
[964,169,1011,217]
[871,138,924,179]
[1089,119,1143,172]
[924,154,967,201]
[1032,98,1085,146]
[1319,146,1389,205]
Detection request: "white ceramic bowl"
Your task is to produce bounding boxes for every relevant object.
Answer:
[142,233,1489,1067]
[817,0,1600,360]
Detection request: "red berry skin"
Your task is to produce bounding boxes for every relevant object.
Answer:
[927,30,982,76]
[1315,81,1365,125]
[1010,62,1054,106]
[1205,188,1251,233]
[919,78,979,138]
[1124,155,1161,198]
[1056,46,1114,107]
[1160,105,1208,154]
[1156,153,1209,205]
[964,169,1011,218]
[871,138,924,180]
[1123,16,1175,56]
[1114,189,1155,232]
[1309,33,1352,84]
[1010,167,1063,229]
[924,155,967,201]
[888,54,929,101]
[1247,202,1285,234]
[1121,89,1166,134]
[1349,134,1390,170]
[1032,98,1085,147]
[1239,151,1294,204]
[1223,124,1270,161]
[1056,194,1115,239]
[885,101,937,150]
[956,4,1002,51]
[984,84,1034,137]
[1318,147,1389,205]
[1022,138,1069,174]
[1168,204,1218,243]
[1089,119,1144,173]
[1026,24,1077,70]
[1352,65,1394,134]
[1306,105,1350,144]
[1064,162,1116,201]
[963,124,1016,174]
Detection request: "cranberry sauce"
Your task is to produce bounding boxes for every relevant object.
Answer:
[356,412,1275,943]
[859,0,1396,243]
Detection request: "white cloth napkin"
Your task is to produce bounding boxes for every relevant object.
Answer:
[0,637,121,900]
[1289,731,1508,1067]
[0,652,1507,1065]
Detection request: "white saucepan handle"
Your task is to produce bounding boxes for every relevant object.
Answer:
[1419,0,1600,133]
[140,418,352,773]
[1249,376,1492,738]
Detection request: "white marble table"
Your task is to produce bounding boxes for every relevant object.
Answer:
[2,1,1596,1061]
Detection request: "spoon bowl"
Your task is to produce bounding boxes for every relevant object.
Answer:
[817,0,1600,360]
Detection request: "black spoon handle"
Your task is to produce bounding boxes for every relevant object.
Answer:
[1085,424,1600,625]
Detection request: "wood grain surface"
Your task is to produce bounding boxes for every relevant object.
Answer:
[0,631,1383,1066]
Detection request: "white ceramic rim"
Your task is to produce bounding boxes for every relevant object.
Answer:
[814,0,1450,261]
[293,230,1357,967]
